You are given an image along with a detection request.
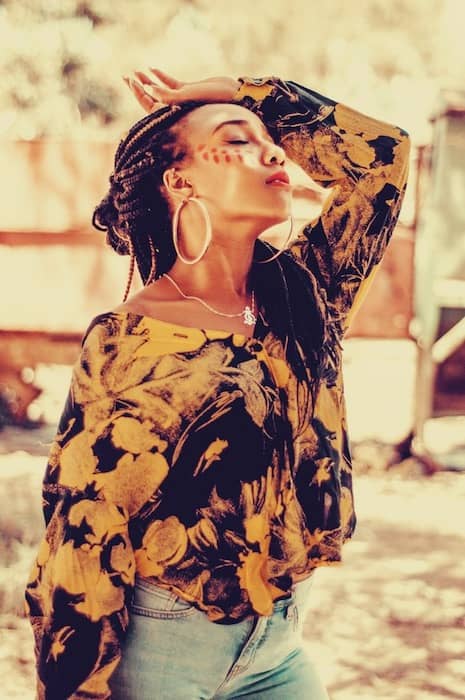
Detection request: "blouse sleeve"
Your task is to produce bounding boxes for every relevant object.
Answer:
[234,76,411,333]
[24,320,156,699]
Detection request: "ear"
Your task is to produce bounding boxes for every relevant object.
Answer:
[162,168,194,199]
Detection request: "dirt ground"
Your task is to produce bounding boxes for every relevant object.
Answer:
[1,421,465,700]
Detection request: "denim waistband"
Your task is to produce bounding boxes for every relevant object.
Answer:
[135,574,314,615]
[272,575,314,611]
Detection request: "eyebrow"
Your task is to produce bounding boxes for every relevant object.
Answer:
[211,119,271,139]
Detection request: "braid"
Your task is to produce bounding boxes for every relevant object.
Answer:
[122,237,136,303]
[115,105,183,171]
[93,101,204,283]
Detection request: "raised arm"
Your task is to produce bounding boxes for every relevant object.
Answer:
[234,77,411,332]
[125,69,411,334]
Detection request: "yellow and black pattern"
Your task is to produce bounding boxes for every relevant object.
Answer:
[26,77,410,699]
[236,77,410,332]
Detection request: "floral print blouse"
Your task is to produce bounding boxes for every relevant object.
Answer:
[25,76,410,699]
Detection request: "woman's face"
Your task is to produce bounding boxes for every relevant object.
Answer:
[168,103,291,229]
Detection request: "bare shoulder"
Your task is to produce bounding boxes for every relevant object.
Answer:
[111,279,209,328]
[110,279,253,335]
[112,278,177,318]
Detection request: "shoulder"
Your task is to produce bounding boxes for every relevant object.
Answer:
[109,278,191,326]
[81,312,126,348]
[71,311,155,404]
[112,278,177,316]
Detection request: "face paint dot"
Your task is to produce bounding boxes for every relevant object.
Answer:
[203,152,210,160]
[197,144,206,151]
[225,155,231,162]
[213,154,220,163]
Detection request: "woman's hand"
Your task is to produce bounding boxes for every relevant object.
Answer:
[124,69,240,113]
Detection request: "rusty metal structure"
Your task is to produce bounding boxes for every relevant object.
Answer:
[412,90,465,467]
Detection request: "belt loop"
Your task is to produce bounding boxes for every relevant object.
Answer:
[285,603,299,630]
[285,602,295,620]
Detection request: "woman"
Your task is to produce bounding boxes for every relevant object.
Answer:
[25,70,410,699]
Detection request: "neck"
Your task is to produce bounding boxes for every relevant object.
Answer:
[169,230,256,303]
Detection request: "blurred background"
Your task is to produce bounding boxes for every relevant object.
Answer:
[1,1,464,698]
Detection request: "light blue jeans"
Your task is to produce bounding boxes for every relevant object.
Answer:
[110,575,329,699]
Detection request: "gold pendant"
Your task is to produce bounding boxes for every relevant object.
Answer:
[243,306,257,326]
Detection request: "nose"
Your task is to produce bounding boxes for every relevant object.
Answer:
[262,141,286,167]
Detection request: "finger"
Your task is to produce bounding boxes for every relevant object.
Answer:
[130,79,157,112]
[136,78,176,103]
[123,76,164,113]
[132,71,172,97]
[134,70,155,87]
[149,68,183,89]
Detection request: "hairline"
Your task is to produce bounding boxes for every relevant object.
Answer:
[173,102,271,143]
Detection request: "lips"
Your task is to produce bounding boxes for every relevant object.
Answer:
[265,170,291,186]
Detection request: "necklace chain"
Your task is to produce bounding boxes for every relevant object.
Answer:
[163,273,257,326]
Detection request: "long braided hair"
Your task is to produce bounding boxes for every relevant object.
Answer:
[92,102,330,427]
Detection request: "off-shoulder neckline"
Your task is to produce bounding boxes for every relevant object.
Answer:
[96,310,264,343]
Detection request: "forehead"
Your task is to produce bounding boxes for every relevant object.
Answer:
[182,103,270,139]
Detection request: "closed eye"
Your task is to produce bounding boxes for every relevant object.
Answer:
[227,140,249,145]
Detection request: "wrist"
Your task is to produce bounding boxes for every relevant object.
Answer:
[233,76,277,103]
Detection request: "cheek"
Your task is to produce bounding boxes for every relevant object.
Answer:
[196,145,244,165]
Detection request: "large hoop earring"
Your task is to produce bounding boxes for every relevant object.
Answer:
[256,216,294,264]
[172,196,212,265]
